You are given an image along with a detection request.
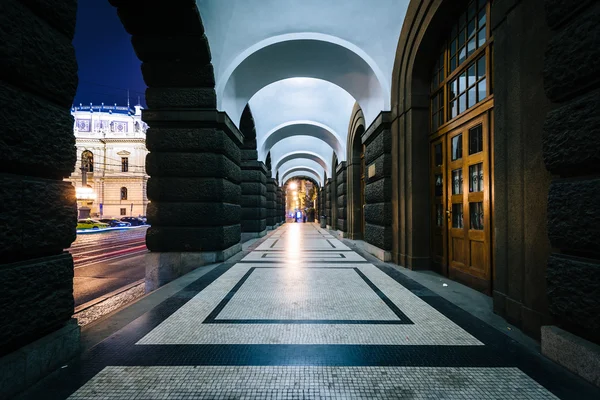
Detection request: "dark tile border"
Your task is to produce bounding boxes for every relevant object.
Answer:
[202,267,413,325]
[17,225,600,400]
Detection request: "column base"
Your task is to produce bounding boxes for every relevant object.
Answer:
[335,230,347,239]
[362,242,392,262]
[0,319,80,399]
[241,229,267,242]
[145,243,242,292]
[541,325,600,387]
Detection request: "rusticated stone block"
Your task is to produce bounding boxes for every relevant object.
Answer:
[365,129,392,164]
[365,203,393,226]
[0,253,74,356]
[241,150,259,161]
[0,175,76,263]
[337,182,347,196]
[147,202,240,227]
[146,87,216,109]
[131,34,211,63]
[241,169,267,184]
[242,219,266,232]
[19,0,78,39]
[365,154,393,183]
[241,194,266,208]
[0,83,76,179]
[543,90,600,175]
[146,225,240,252]
[145,128,240,163]
[241,183,267,197]
[547,254,600,343]
[365,178,392,204]
[141,61,215,88]
[0,0,77,108]
[147,177,240,204]
[548,178,600,253]
[146,152,241,182]
[337,195,347,208]
[544,0,595,30]
[544,5,600,101]
[337,219,347,232]
[242,207,267,220]
[365,223,393,250]
[113,1,205,36]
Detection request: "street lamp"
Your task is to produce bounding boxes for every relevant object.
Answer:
[289,181,298,190]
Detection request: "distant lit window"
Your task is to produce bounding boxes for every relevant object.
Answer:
[82,150,94,173]
[121,157,129,172]
[120,187,128,200]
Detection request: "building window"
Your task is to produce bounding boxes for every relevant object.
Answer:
[121,157,129,172]
[120,187,128,200]
[120,208,126,216]
[81,150,93,173]
[430,0,490,131]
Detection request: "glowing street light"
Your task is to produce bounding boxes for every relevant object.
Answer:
[75,186,97,202]
[289,181,298,190]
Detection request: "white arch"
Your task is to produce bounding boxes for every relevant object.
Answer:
[283,171,323,188]
[274,151,330,174]
[220,35,388,128]
[282,167,323,186]
[259,121,344,162]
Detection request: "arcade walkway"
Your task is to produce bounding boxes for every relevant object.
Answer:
[19,224,599,399]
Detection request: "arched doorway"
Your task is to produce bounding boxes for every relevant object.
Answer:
[346,104,366,240]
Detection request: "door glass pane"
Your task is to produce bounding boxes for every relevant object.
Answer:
[449,79,457,100]
[450,100,458,118]
[468,87,477,108]
[477,56,486,78]
[467,19,476,38]
[451,134,463,160]
[478,78,487,101]
[477,26,486,47]
[452,169,463,194]
[436,204,443,227]
[468,64,476,86]
[434,143,443,166]
[469,163,484,192]
[478,8,486,29]
[470,202,484,230]
[452,203,464,228]
[435,174,443,196]
[467,37,476,57]
[469,125,483,154]
[458,94,467,113]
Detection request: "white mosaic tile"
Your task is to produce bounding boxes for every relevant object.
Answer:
[217,268,400,321]
[137,262,482,345]
[68,366,558,399]
[256,237,350,251]
[241,251,366,262]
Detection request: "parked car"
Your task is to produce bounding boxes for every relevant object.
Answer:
[120,216,146,226]
[77,219,109,230]
[99,218,131,227]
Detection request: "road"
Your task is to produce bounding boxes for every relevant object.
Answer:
[67,227,148,307]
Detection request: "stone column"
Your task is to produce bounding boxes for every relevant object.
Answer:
[144,111,244,290]
[266,177,277,229]
[362,113,393,262]
[277,186,285,225]
[542,0,600,348]
[240,158,267,241]
[336,162,348,235]
[325,179,332,228]
[0,1,80,396]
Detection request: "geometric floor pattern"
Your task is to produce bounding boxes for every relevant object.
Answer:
[18,224,600,399]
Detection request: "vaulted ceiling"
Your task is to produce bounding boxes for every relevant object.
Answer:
[196,0,410,184]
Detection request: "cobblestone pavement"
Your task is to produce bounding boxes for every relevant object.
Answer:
[20,224,600,399]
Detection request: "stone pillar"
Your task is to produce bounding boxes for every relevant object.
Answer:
[325,179,332,228]
[144,111,244,290]
[541,0,600,348]
[362,113,393,261]
[336,162,348,235]
[0,1,80,397]
[277,186,285,225]
[116,1,245,290]
[240,159,267,241]
[266,178,277,229]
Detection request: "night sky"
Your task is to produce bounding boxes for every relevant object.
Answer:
[73,0,147,108]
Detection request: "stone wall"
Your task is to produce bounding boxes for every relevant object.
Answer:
[0,0,78,357]
[266,178,277,228]
[336,162,348,233]
[542,0,600,345]
[325,179,332,227]
[362,113,393,252]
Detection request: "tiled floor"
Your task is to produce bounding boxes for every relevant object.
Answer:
[19,224,600,399]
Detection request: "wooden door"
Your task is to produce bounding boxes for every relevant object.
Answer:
[430,137,447,276]
[446,115,491,293]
